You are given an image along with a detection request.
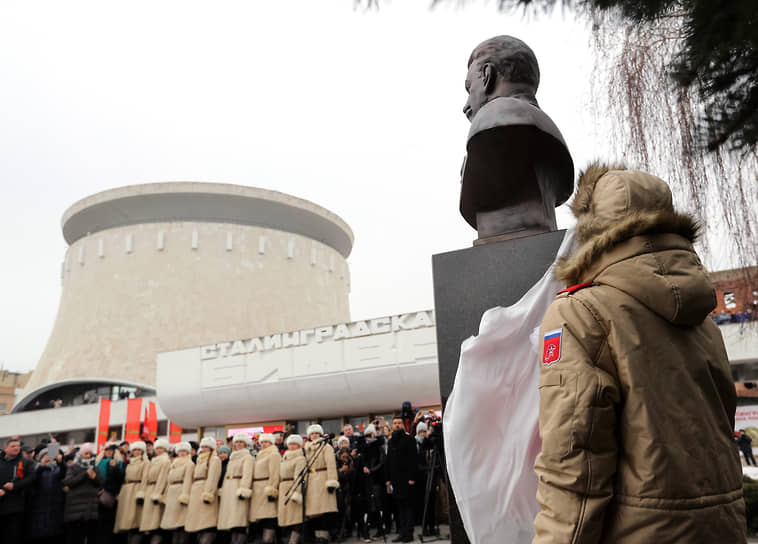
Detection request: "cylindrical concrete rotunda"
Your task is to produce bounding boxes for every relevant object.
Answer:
[16,182,353,411]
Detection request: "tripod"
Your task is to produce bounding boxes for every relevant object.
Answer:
[284,438,330,544]
[419,442,448,543]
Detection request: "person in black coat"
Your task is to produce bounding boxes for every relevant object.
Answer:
[96,444,126,543]
[358,425,387,540]
[385,417,418,543]
[28,447,66,543]
[738,430,756,466]
[0,437,38,543]
[62,443,103,544]
[335,445,356,542]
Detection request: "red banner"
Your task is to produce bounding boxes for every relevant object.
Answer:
[124,398,142,443]
[143,401,158,442]
[96,399,111,454]
[263,425,284,433]
[169,422,182,444]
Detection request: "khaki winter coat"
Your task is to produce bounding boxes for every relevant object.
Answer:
[185,452,222,533]
[249,444,281,522]
[113,455,148,533]
[533,165,746,544]
[217,449,254,530]
[304,440,339,518]
[278,448,307,528]
[160,456,194,530]
[138,452,171,532]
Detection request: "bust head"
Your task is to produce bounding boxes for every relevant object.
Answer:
[463,36,540,121]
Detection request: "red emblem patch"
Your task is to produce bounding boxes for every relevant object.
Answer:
[542,328,563,366]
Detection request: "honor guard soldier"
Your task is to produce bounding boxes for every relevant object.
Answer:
[139,438,171,541]
[160,442,194,543]
[279,435,307,544]
[304,425,340,544]
[185,436,222,544]
[249,433,281,544]
[114,441,149,539]
[218,433,254,544]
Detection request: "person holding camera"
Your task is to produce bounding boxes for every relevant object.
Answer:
[249,433,281,544]
[335,441,355,542]
[62,442,103,544]
[358,424,386,541]
[385,417,418,543]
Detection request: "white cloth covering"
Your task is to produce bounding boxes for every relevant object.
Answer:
[443,229,574,544]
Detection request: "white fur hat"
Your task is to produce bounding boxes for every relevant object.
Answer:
[258,433,274,445]
[416,422,428,434]
[364,424,377,436]
[130,441,147,453]
[307,424,324,436]
[174,441,192,454]
[233,432,253,447]
[286,434,303,447]
[154,438,170,451]
[337,436,350,447]
[200,436,216,450]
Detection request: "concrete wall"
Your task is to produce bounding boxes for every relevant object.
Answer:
[21,184,353,407]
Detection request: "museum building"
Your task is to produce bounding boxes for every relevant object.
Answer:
[0,182,441,444]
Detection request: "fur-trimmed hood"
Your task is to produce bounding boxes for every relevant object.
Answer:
[557,163,715,326]
[558,163,699,285]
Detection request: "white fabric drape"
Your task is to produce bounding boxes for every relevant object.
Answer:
[443,229,574,544]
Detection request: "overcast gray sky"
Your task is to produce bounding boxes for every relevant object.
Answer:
[0,1,604,373]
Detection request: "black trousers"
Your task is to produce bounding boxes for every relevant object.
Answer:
[65,519,98,544]
[394,497,414,539]
[0,513,24,544]
[743,448,757,466]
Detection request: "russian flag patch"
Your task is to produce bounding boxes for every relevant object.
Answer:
[542,328,563,366]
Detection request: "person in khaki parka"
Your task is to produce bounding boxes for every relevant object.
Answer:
[185,437,222,543]
[160,442,195,542]
[279,434,307,544]
[138,438,172,540]
[249,433,281,544]
[304,424,339,544]
[533,164,746,544]
[114,441,149,540]
[217,432,254,544]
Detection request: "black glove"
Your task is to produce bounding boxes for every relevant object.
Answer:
[136,497,144,506]
[327,487,335,494]
[268,495,276,502]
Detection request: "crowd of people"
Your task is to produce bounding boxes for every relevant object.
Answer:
[0,411,446,544]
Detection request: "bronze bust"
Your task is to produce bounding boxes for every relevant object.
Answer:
[461,36,574,243]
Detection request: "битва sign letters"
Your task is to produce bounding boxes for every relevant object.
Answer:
[200,311,436,361]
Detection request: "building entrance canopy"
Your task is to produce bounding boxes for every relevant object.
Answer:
[156,311,440,427]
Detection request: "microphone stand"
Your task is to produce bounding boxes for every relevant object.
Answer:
[284,437,331,543]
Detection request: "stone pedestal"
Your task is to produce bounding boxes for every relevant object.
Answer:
[432,229,565,543]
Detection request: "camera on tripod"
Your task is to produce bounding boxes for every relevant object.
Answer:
[421,419,443,451]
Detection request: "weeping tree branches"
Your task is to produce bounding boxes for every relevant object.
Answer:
[590,10,757,269]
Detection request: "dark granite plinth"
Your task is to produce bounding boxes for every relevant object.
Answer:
[432,229,565,543]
